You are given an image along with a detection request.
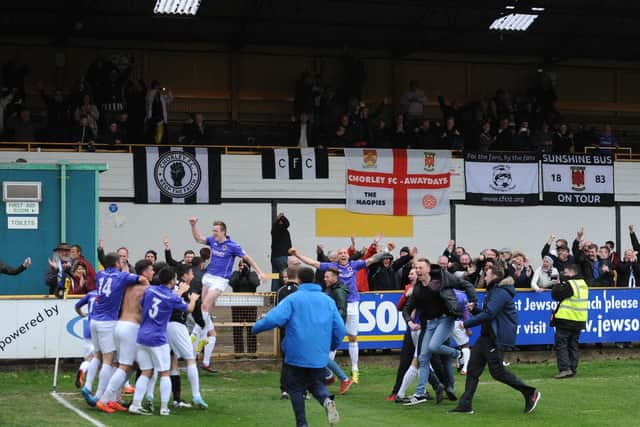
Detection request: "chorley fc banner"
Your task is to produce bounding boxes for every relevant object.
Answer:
[134,146,221,204]
[542,153,614,206]
[344,149,451,216]
[261,148,329,179]
[464,152,539,205]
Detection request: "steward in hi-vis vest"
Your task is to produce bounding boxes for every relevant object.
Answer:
[551,264,590,379]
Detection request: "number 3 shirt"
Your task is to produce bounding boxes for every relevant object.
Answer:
[92,268,140,321]
[137,285,189,347]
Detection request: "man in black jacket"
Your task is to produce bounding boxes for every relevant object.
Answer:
[229,260,260,353]
[271,213,292,291]
[402,259,477,405]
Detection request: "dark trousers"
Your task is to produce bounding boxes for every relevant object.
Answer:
[231,306,257,353]
[555,327,581,372]
[458,335,535,410]
[284,364,330,427]
[391,329,415,395]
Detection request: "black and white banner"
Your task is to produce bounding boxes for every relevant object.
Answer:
[541,153,614,206]
[261,148,329,179]
[134,146,221,204]
[464,152,539,205]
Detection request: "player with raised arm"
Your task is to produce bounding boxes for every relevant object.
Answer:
[81,253,149,409]
[289,239,388,383]
[188,218,266,371]
[128,267,199,416]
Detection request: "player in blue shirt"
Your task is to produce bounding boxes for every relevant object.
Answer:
[74,290,97,390]
[82,253,149,408]
[189,218,266,370]
[129,266,199,416]
[289,246,387,384]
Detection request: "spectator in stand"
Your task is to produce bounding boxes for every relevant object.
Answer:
[70,244,97,292]
[330,114,353,147]
[124,79,147,144]
[595,245,615,286]
[7,108,37,142]
[553,123,574,153]
[69,77,91,110]
[400,80,426,125]
[68,262,90,294]
[229,259,260,353]
[414,118,439,149]
[145,81,174,145]
[367,247,414,291]
[45,242,73,297]
[572,227,612,286]
[318,86,342,139]
[512,120,532,151]
[541,234,575,271]
[73,94,100,138]
[0,88,16,138]
[451,253,478,284]
[181,113,213,145]
[2,57,28,102]
[145,250,158,263]
[102,121,124,148]
[351,105,375,147]
[532,122,553,153]
[531,256,559,292]
[493,118,515,151]
[598,123,618,154]
[573,123,598,153]
[271,212,292,292]
[117,112,129,144]
[71,114,97,151]
[372,117,392,148]
[288,113,313,148]
[477,121,495,152]
[494,88,514,120]
[37,83,71,141]
[293,71,314,116]
[508,251,533,289]
[615,234,640,289]
[162,237,195,267]
[100,67,130,128]
[391,113,410,148]
[605,240,620,270]
[440,116,464,150]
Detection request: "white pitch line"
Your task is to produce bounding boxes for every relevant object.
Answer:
[50,391,107,427]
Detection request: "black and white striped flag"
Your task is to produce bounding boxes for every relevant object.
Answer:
[261,148,329,179]
[134,146,221,204]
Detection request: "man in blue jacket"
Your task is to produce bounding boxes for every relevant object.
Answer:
[253,266,346,427]
[449,263,541,415]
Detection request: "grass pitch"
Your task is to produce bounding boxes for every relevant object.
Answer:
[0,359,638,426]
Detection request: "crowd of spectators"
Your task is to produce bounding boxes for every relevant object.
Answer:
[290,69,622,153]
[0,54,626,153]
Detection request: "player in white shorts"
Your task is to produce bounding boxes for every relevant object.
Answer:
[95,259,153,413]
[74,290,97,389]
[167,264,208,408]
[82,253,148,410]
[189,218,266,371]
[129,267,199,416]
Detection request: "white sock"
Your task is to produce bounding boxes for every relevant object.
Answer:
[79,360,89,373]
[348,342,359,372]
[202,336,216,366]
[132,375,149,407]
[84,358,101,391]
[146,371,158,399]
[160,376,171,410]
[186,363,201,399]
[102,368,127,403]
[462,347,471,372]
[397,365,418,398]
[95,364,114,399]
[329,350,337,361]
[124,379,131,388]
[202,312,212,334]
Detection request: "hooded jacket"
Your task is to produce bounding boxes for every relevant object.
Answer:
[463,276,518,350]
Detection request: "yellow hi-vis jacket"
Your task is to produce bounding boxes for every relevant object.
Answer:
[555,278,589,323]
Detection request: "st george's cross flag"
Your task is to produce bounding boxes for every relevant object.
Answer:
[344,148,451,216]
[133,146,221,204]
[261,148,329,179]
